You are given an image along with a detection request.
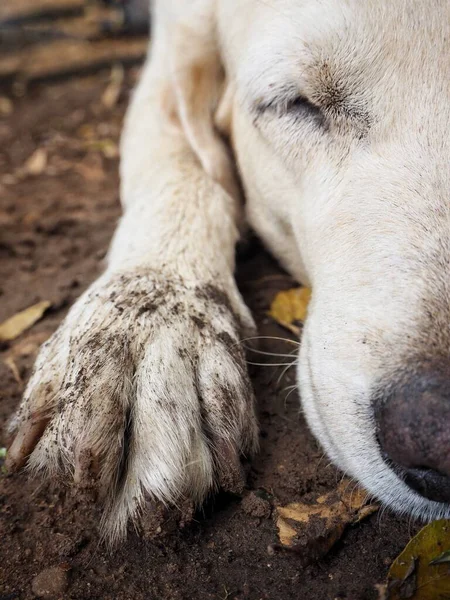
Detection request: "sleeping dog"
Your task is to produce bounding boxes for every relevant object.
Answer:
[7,0,450,540]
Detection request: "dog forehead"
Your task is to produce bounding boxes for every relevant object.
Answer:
[219,0,450,104]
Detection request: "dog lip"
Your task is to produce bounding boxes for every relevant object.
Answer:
[379,448,450,504]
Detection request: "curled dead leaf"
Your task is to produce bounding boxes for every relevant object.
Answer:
[268,287,311,335]
[387,519,450,599]
[0,301,51,342]
[275,479,378,562]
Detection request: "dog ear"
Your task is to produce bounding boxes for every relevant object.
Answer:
[164,1,240,201]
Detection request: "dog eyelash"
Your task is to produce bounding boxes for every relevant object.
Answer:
[286,96,324,120]
[257,94,326,126]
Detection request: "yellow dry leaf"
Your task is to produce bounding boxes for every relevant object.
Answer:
[0,96,13,116]
[268,287,311,335]
[75,160,105,182]
[0,301,51,342]
[7,331,51,358]
[101,64,124,109]
[86,139,119,159]
[387,519,450,599]
[275,479,378,561]
[25,148,47,176]
[4,355,22,385]
[78,124,95,140]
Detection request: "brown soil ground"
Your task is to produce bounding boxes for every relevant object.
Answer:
[0,69,418,600]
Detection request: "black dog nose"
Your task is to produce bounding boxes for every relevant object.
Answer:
[375,373,450,503]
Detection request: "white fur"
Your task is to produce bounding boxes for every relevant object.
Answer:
[8,0,450,539]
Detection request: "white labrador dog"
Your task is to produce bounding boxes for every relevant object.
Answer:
[7,0,450,540]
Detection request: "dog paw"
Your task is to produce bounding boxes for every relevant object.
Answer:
[6,269,258,540]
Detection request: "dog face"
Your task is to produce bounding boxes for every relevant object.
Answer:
[218,0,450,519]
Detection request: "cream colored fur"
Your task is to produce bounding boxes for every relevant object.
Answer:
[7,0,450,539]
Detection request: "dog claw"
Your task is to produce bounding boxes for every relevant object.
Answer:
[215,439,246,494]
[6,416,49,471]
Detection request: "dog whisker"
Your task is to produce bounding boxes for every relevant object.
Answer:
[242,346,300,359]
[283,385,299,408]
[314,451,329,473]
[276,360,297,384]
[245,360,296,368]
[237,335,300,346]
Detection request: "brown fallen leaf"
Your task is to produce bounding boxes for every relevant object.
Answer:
[268,287,311,335]
[387,519,450,599]
[0,301,51,342]
[24,148,47,176]
[101,64,124,109]
[7,331,51,358]
[78,123,95,140]
[0,96,13,116]
[3,330,53,386]
[4,355,22,385]
[275,479,378,562]
[75,159,105,182]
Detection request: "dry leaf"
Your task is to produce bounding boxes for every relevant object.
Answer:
[0,96,13,116]
[2,174,17,186]
[4,356,22,385]
[0,301,51,342]
[25,148,47,176]
[101,64,124,109]
[78,124,95,140]
[7,331,51,359]
[3,330,52,384]
[86,138,119,158]
[75,159,105,182]
[269,287,311,335]
[275,479,378,562]
[387,519,450,599]
[375,584,389,600]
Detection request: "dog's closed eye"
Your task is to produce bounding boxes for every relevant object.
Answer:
[254,85,370,137]
[285,95,326,125]
[256,93,323,117]
[254,88,327,129]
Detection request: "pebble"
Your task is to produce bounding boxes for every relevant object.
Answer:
[241,491,272,519]
[31,566,69,598]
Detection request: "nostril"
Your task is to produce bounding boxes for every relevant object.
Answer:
[403,467,450,503]
[374,372,450,501]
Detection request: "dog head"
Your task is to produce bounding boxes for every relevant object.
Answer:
[211,0,450,519]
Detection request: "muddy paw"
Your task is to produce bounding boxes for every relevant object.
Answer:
[6,269,259,541]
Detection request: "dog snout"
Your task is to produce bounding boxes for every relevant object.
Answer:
[375,373,450,503]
